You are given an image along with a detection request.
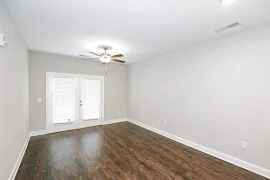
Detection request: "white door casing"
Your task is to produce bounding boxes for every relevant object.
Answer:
[46,72,104,133]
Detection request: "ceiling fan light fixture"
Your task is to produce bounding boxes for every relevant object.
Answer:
[100,53,111,63]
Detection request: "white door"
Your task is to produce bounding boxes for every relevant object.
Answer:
[46,72,104,133]
[78,77,102,128]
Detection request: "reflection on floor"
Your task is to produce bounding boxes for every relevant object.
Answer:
[15,122,267,180]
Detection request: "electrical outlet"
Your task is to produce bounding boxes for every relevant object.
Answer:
[163,119,167,125]
[38,97,42,103]
[241,141,248,149]
[118,110,121,116]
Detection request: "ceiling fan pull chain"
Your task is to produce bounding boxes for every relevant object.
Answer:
[105,63,108,75]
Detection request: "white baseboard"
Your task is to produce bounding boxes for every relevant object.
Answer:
[29,130,47,137]
[127,118,270,179]
[102,118,127,125]
[8,134,30,180]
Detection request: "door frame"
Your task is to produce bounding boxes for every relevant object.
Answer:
[46,72,104,134]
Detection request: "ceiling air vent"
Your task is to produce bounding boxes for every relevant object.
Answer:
[214,22,240,33]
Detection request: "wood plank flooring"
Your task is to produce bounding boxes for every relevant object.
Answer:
[15,122,267,180]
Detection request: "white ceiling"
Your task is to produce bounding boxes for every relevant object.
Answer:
[5,0,270,64]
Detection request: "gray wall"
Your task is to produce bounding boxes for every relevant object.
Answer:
[0,1,29,180]
[29,51,127,131]
[128,23,270,170]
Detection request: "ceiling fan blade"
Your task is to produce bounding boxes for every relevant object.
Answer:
[111,59,125,63]
[112,54,124,58]
[80,55,91,58]
[80,55,99,60]
[89,51,100,56]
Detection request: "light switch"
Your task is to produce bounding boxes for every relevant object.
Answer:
[0,33,4,47]
[0,33,7,47]
[38,98,42,103]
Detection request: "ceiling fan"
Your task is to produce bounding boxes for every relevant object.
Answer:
[80,46,125,64]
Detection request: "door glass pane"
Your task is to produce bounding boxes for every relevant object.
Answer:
[52,77,75,124]
[82,79,100,120]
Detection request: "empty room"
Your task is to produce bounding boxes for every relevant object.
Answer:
[1,0,270,179]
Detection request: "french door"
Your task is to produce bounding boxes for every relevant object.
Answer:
[46,72,104,133]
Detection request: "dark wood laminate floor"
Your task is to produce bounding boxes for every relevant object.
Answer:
[15,122,267,180]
